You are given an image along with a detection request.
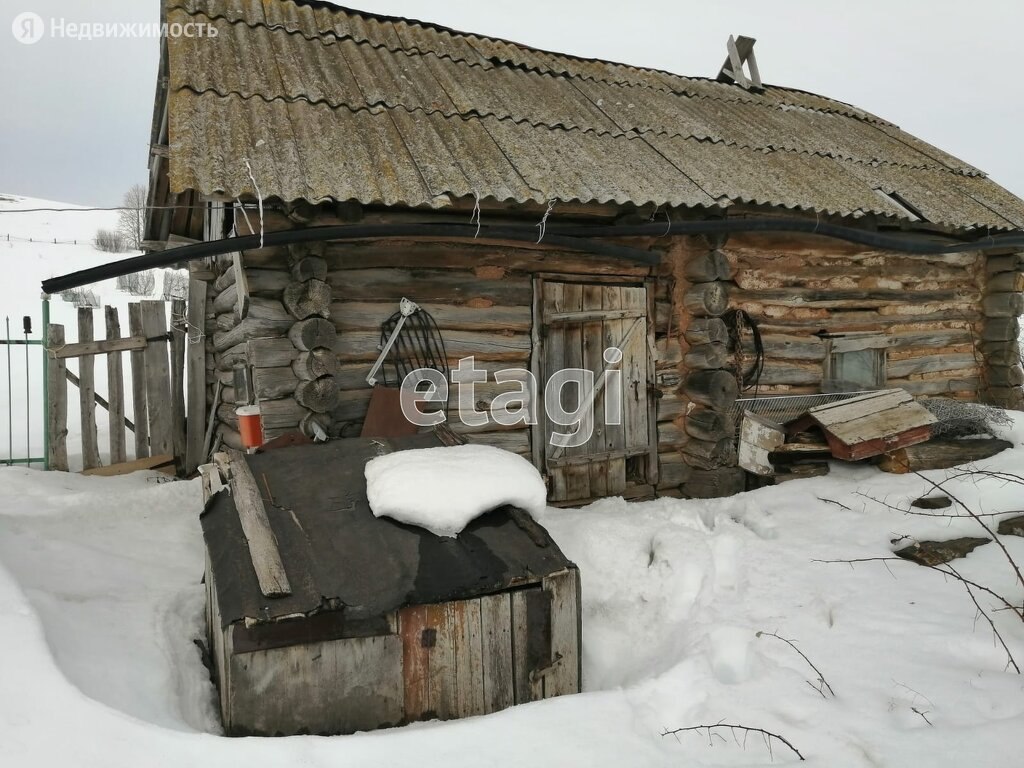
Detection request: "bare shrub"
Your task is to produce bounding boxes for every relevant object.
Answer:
[161,269,189,301]
[116,271,156,297]
[94,228,127,253]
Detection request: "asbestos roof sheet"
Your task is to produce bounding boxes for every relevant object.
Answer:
[163,0,1024,230]
[202,433,574,627]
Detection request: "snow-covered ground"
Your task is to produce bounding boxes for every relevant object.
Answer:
[1,416,1023,766]
[0,194,182,469]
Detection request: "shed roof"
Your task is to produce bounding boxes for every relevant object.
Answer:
[162,0,1024,231]
[201,433,574,629]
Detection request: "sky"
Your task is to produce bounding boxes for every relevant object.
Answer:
[1,0,1023,213]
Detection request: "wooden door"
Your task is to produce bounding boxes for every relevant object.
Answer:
[535,279,654,502]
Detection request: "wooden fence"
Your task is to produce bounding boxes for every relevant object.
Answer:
[46,298,204,476]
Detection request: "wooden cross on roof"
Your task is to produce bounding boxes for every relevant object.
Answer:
[717,35,762,90]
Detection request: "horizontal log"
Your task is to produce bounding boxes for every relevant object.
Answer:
[248,337,299,368]
[985,386,1024,409]
[730,286,975,309]
[753,360,822,386]
[246,269,290,296]
[987,364,1024,387]
[683,343,731,370]
[889,377,979,396]
[985,253,1024,275]
[213,265,237,293]
[982,292,1024,317]
[683,407,735,442]
[980,341,1021,366]
[981,317,1020,342]
[683,370,739,411]
[988,271,1024,293]
[657,452,693,488]
[253,367,300,399]
[289,318,337,351]
[760,334,826,362]
[683,249,734,282]
[213,316,294,352]
[887,353,978,378]
[283,279,332,320]
[295,376,341,413]
[656,391,685,422]
[679,435,738,471]
[221,398,305,430]
[879,438,1013,474]
[328,268,532,305]
[331,389,373,422]
[320,240,652,276]
[218,343,248,370]
[293,348,342,380]
[655,336,683,368]
[331,301,532,332]
[683,467,746,499]
[291,256,328,283]
[748,307,982,329]
[334,330,531,363]
[682,281,729,317]
[684,317,729,346]
[460,429,530,455]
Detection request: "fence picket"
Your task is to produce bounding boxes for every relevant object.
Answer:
[128,304,150,459]
[105,306,127,464]
[77,309,101,470]
[46,324,69,471]
[170,298,187,467]
[140,301,173,457]
[185,279,208,473]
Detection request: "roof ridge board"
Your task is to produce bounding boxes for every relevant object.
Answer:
[172,86,966,173]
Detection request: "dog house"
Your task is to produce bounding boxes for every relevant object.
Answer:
[200,432,581,736]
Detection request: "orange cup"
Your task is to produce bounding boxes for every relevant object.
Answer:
[237,405,263,451]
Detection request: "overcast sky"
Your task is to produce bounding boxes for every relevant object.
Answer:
[2,0,1023,210]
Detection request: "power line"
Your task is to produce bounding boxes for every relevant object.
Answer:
[0,204,214,213]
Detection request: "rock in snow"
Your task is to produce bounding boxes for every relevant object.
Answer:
[365,444,548,537]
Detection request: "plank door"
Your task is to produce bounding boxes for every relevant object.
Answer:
[536,279,653,502]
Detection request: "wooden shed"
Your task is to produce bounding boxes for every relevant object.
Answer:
[201,432,580,736]
[145,0,1024,502]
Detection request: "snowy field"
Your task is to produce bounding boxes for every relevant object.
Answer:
[1,415,1023,766]
[0,194,182,468]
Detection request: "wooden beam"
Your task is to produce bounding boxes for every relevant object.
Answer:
[52,335,149,359]
[81,454,175,477]
[127,304,150,457]
[170,299,187,469]
[46,324,69,471]
[185,279,208,474]
[105,307,127,464]
[77,309,101,470]
[216,449,292,598]
[140,300,174,457]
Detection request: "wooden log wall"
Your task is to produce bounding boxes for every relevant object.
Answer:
[720,232,987,401]
[981,250,1024,409]
[667,236,746,499]
[204,207,680,489]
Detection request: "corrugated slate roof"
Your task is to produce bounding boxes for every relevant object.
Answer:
[163,0,1024,230]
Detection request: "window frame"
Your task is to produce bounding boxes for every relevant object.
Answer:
[822,334,888,392]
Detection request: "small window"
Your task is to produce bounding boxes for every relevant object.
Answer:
[823,336,887,392]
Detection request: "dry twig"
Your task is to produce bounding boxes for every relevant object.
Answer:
[663,721,804,761]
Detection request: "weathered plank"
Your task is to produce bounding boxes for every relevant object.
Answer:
[51,335,148,359]
[185,280,208,474]
[218,449,291,597]
[127,304,150,459]
[170,299,187,468]
[480,592,514,714]
[542,569,581,698]
[453,599,485,718]
[77,308,101,470]
[104,307,127,465]
[81,454,175,477]
[46,324,69,471]
[879,438,1012,474]
[226,633,403,736]
[332,301,532,332]
[140,301,174,457]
